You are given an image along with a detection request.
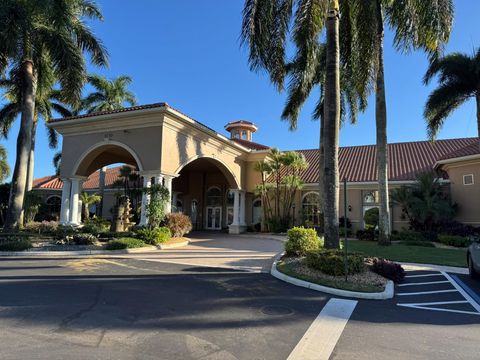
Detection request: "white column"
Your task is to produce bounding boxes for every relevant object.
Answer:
[163,175,173,214]
[239,191,246,226]
[139,176,152,226]
[60,178,71,225]
[232,190,240,226]
[69,178,81,225]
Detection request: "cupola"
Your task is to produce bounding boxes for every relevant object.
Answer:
[225,120,258,141]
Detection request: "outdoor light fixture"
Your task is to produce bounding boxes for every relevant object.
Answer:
[348,205,352,212]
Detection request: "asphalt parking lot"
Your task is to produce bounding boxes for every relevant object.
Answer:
[0,255,479,359]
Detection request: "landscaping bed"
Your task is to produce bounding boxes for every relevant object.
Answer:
[277,256,387,293]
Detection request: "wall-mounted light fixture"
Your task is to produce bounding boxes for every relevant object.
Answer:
[348,205,352,212]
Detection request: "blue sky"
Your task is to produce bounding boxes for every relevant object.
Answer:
[2,0,480,179]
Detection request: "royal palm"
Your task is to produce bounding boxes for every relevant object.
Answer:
[0,0,107,230]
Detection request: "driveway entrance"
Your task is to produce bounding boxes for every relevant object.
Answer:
[125,232,284,273]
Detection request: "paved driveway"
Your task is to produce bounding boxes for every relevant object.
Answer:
[122,232,285,273]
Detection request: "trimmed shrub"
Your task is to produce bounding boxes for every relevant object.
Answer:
[0,237,32,251]
[364,207,379,229]
[437,219,479,237]
[97,231,135,240]
[105,238,146,250]
[356,229,376,241]
[166,213,192,237]
[339,216,352,229]
[285,227,322,256]
[54,225,77,239]
[390,231,424,242]
[72,233,97,245]
[136,227,171,245]
[82,217,110,234]
[24,221,59,234]
[438,234,471,248]
[371,258,405,283]
[305,249,365,276]
[339,227,352,237]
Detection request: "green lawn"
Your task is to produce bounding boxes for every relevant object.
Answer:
[344,240,467,268]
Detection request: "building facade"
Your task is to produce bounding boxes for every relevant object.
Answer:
[33,102,480,232]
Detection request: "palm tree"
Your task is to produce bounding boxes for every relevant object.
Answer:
[242,0,347,248]
[0,0,107,231]
[0,75,73,193]
[79,192,102,221]
[424,50,480,140]
[349,0,453,244]
[0,145,10,183]
[82,75,137,113]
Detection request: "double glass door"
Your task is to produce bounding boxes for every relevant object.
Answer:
[206,206,222,230]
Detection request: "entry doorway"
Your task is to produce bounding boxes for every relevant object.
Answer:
[206,206,222,230]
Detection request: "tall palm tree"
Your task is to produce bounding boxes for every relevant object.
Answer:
[0,145,10,183]
[0,75,73,193]
[0,0,107,231]
[242,0,348,248]
[424,50,480,140]
[82,75,137,113]
[79,192,101,221]
[349,0,453,244]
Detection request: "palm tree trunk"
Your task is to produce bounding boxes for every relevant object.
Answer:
[19,120,37,226]
[323,1,341,249]
[319,115,325,226]
[375,4,391,245]
[4,61,37,231]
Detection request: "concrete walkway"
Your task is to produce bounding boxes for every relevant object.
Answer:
[122,232,285,273]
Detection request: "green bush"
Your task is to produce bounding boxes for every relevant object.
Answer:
[97,231,134,240]
[438,234,471,248]
[339,227,352,237]
[135,227,171,245]
[285,227,322,256]
[0,237,32,251]
[105,238,146,250]
[390,231,424,242]
[54,225,77,239]
[166,213,192,237]
[305,249,365,276]
[356,229,376,241]
[82,217,110,234]
[72,233,97,245]
[364,207,379,229]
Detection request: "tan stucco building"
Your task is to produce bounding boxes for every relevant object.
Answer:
[34,102,480,233]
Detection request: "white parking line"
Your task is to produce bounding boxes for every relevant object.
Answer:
[397,289,458,296]
[397,303,480,316]
[404,273,443,278]
[287,298,357,360]
[398,280,450,287]
[442,271,480,313]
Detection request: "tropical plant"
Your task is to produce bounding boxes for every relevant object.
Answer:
[53,152,62,176]
[79,192,102,221]
[424,49,480,139]
[143,184,170,228]
[0,74,72,193]
[0,145,10,183]
[391,172,456,232]
[348,0,453,244]
[23,191,43,223]
[0,0,108,231]
[82,75,137,113]
[165,213,192,238]
[254,148,307,232]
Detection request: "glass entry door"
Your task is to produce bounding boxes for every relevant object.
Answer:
[206,206,222,230]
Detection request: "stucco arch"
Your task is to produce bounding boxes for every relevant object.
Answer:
[174,155,241,189]
[72,141,144,177]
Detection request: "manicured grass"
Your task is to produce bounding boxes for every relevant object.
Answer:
[344,240,467,268]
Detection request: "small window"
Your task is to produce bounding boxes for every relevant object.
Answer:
[233,131,240,139]
[241,130,248,140]
[463,174,474,186]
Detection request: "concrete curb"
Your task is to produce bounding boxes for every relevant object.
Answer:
[0,245,159,257]
[400,262,468,274]
[271,256,394,300]
[157,239,190,249]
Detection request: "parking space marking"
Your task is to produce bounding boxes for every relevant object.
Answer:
[287,298,357,360]
[398,280,449,287]
[397,289,458,296]
[396,271,480,316]
[442,271,480,313]
[404,273,444,278]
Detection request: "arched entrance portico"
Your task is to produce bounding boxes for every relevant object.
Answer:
[172,157,246,233]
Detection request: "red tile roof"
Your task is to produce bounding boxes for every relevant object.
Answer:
[33,166,132,191]
[439,139,480,160]
[281,138,479,184]
[231,138,269,150]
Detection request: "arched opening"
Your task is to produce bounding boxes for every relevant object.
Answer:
[302,192,321,226]
[172,157,239,231]
[61,143,145,226]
